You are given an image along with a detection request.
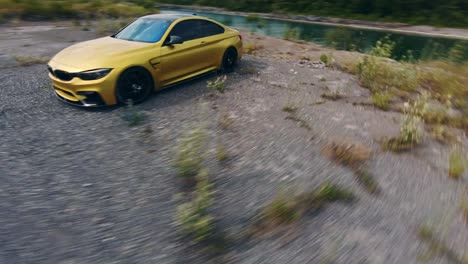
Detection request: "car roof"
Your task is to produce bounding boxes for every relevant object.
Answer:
[140,13,198,21]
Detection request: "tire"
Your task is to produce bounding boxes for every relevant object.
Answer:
[221,48,238,73]
[115,67,153,105]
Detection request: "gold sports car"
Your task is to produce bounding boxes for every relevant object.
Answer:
[47,14,243,107]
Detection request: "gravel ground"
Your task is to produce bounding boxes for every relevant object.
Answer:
[0,24,467,264]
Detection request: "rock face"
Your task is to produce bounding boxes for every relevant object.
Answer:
[0,54,18,68]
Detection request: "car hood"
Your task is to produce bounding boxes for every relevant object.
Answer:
[51,37,154,71]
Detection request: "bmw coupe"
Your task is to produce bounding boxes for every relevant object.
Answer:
[47,14,243,106]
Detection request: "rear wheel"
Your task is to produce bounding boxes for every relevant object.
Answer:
[116,67,153,105]
[221,48,238,73]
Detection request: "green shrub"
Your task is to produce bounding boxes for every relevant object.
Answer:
[216,144,228,162]
[121,100,145,127]
[448,41,468,64]
[382,93,428,152]
[257,183,354,229]
[449,149,465,180]
[246,13,260,22]
[176,169,215,241]
[207,76,227,93]
[311,182,356,203]
[320,54,329,65]
[369,36,395,58]
[371,91,393,111]
[262,192,300,224]
[283,26,300,40]
[324,28,360,51]
[174,127,207,177]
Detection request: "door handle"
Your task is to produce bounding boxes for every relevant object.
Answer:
[200,41,206,44]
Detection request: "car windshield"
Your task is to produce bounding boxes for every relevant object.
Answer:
[113,18,172,43]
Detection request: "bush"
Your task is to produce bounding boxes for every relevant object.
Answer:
[324,28,361,51]
[371,91,393,111]
[174,127,207,177]
[382,93,428,152]
[207,76,227,93]
[320,54,329,65]
[283,26,300,40]
[246,13,260,22]
[261,192,300,224]
[176,169,215,241]
[449,149,465,180]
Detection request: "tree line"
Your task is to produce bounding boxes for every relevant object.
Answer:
[161,0,468,27]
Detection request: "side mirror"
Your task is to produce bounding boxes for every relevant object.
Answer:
[166,35,184,46]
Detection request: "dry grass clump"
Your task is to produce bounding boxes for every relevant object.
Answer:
[448,149,465,180]
[218,112,235,129]
[244,43,264,55]
[371,91,393,111]
[323,139,380,194]
[381,93,428,152]
[321,91,344,101]
[282,104,298,113]
[254,182,355,230]
[323,140,371,168]
[14,55,49,66]
[427,124,457,144]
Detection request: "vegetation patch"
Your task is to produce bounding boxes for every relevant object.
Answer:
[427,124,456,144]
[381,93,428,152]
[176,169,215,242]
[283,26,300,41]
[0,0,158,21]
[371,91,393,111]
[323,140,380,194]
[448,149,465,180]
[121,100,145,127]
[418,224,468,264]
[285,115,312,131]
[173,127,208,178]
[216,144,229,162]
[282,104,298,113]
[244,43,264,55]
[462,192,468,226]
[321,91,344,101]
[207,76,227,94]
[14,55,50,66]
[253,182,355,231]
[218,112,234,129]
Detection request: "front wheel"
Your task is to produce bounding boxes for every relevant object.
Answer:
[116,67,153,105]
[221,48,238,73]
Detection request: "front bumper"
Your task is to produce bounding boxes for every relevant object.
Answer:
[54,89,105,107]
[48,61,118,106]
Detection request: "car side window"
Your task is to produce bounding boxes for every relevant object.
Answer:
[198,20,225,38]
[167,20,200,42]
[166,19,226,43]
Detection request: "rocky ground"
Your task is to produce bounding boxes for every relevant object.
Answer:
[0,23,467,264]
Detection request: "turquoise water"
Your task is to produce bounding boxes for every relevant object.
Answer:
[161,9,468,61]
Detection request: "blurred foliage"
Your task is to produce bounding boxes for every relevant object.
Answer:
[324,28,364,51]
[0,0,158,21]
[161,0,468,27]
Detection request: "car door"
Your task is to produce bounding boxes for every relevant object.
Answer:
[159,19,226,85]
[196,20,226,70]
[159,20,205,85]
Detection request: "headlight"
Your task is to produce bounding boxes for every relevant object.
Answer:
[78,69,112,81]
